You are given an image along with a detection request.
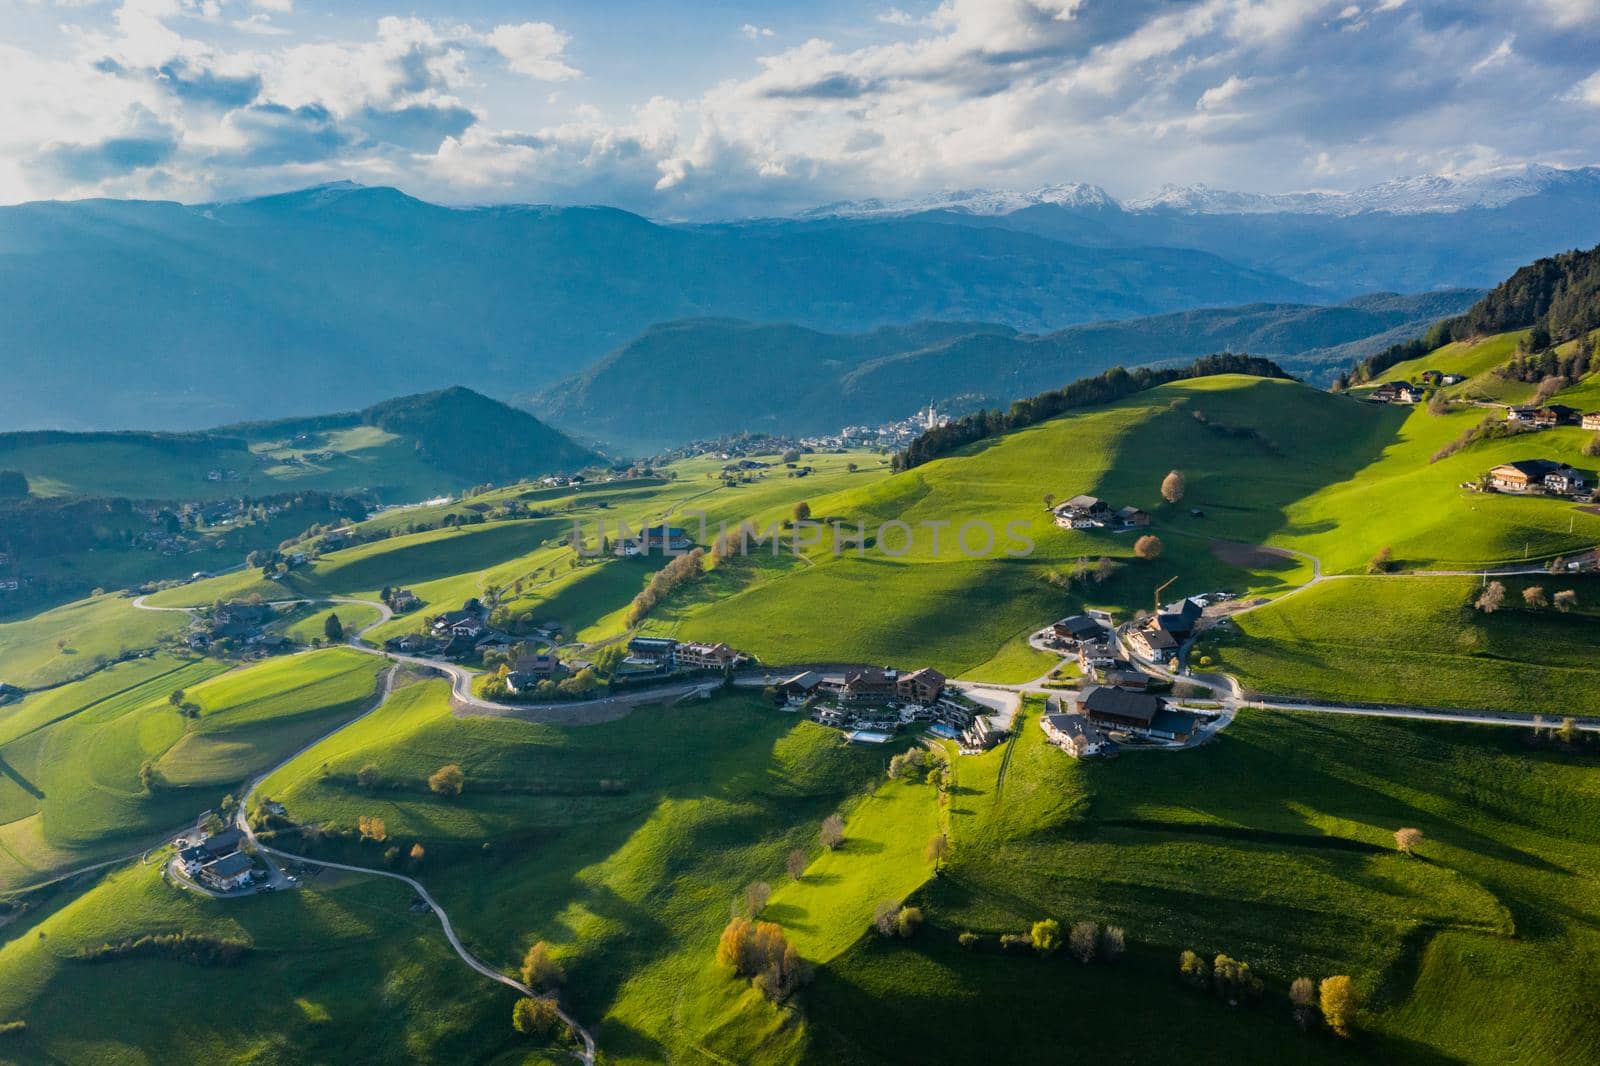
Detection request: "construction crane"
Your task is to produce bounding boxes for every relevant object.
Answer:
[1153,576,1178,614]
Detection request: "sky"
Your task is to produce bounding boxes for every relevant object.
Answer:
[2,0,1599,217]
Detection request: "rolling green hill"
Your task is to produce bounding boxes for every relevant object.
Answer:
[0,387,599,504]
[532,292,1477,452]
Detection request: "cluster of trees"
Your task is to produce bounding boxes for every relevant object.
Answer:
[1179,951,1361,1037]
[511,996,563,1039]
[625,546,707,626]
[1340,243,1600,387]
[1431,413,1533,464]
[1044,554,1119,591]
[872,901,923,938]
[894,355,1293,471]
[887,746,948,785]
[988,918,1124,962]
[1498,341,1594,385]
[72,932,250,967]
[1475,580,1579,614]
[715,917,810,1002]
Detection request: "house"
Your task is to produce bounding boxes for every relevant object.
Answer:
[1040,710,1108,758]
[449,616,487,640]
[177,844,211,875]
[840,666,897,701]
[199,851,255,891]
[1545,466,1587,494]
[1583,412,1600,431]
[1081,686,1165,732]
[204,829,244,857]
[1055,511,1102,530]
[1533,405,1579,428]
[506,654,562,693]
[1103,668,1151,690]
[1115,505,1151,528]
[896,667,946,706]
[1506,405,1537,423]
[615,526,695,556]
[1488,459,1582,493]
[390,589,421,612]
[1395,384,1423,404]
[1441,374,1465,386]
[1057,494,1111,518]
[627,636,678,667]
[1146,709,1199,742]
[1154,597,1204,639]
[777,671,823,704]
[1369,383,1399,403]
[1130,626,1178,661]
[676,641,741,671]
[1052,614,1107,646]
[1078,639,1119,672]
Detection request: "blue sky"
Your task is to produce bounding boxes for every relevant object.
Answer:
[3,0,1599,216]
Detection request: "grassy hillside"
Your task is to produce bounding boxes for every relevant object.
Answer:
[796,701,1600,1065]
[0,862,523,1064]
[254,681,909,1063]
[1202,574,1600,713]
[0,387,598,504]
[0,594,188,689]
[0,649,381,891]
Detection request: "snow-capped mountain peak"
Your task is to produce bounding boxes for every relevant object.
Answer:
[802,182,1116,218]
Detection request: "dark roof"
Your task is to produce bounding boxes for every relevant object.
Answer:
[1056,615,1106,639]
[1494,459,1563,477]
[1140,627,1179,651]
[178,845,209,864]
[1150,709,1199,736]
[628,636,678,651]
[1082,687,1163,726]
[204,828,244,856]
[203,852,253,878]
[901,667,945,686]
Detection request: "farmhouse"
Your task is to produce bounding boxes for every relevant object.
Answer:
[1053,494,1112,529]
[1040,709,1110,758]
[506,654,562,693]
[615,526,695,556]
[1130,626,1178,660]
[776,671,823,704]
[1506,405,1537,423]
[841,666,897,701]
[1533,405,1579,428]
[1146,709,1199,742]
[199,852,255,892]
[1488,460,1586,494]
[1081,686,1164,731]
[1154,597,1204,639]
[1584,412,1600,431]
[1370,382,1421,404]
[1052,615,1108,645]
[1115,505,1151,528]
[896,667,946,705]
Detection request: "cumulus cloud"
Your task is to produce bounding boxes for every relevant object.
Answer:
[3,0,1599,216]
[487,22,578,80]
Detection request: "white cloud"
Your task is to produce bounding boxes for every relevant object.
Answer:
[487,22,578,81]
[741,24,775,40]
[1573,70,1600,107]
[1196,74,1251,111]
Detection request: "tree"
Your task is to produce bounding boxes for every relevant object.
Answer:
[1069,920,1099,963]
[1475,580,1506,613]
[820,813,845,850]
[520,940,565,991]
[1586,433,1600,458]
[742,881,772,918]
[786,848,807,881]
[716,917,808,1002]
[428,763,465,797]
[793,500,812,523]
[873,900,900,937]
[1557,717,1581,745]
[324,613,344,642]
[358,815,387,842]
[1094,556,1115,583]
[408,842,425,867]
[716,916,754,971]
[1319,975,1360,1037]
[1290,977,1318,1030]
[1030,918,1062,956]
[1554,589,1578,611]
[1522,585,1549,609]
[1043,493,1056,510]
[1394,827,1424,856]
[0,470,28,499]
[1100,925,1125,962]
[924,832,949,872]
[895,905,923,938]
[1133,535,1163,560]
[356,764,380,789]
[168,688,185,708]
[1212,954,1263,1002]
[1367,545,1394,574]
[1161,469,1186,504]
[511,995,561,1038]
[1179,950,1211,990]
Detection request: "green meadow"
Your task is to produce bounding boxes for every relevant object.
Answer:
[0,648,381,891]
[1202,574,1600,713]
[0,594,188,689]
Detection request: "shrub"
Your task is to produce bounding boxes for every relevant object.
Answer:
[1069,921,1099,963]
[1394,827,1424,855]
[1160,470,1186,503]
[1367,546,1394,574]
[1030,918,1062,956]
[428,763,465,797]
[1100,925,1125,962]
[72,933,248,967]
[1522,585,1549,609]
[1179,949,1210,989]
[958,931,980,950]
[786,848,807,881]
[520,941,565,992]
[1320,975,1360,1036]
[1000,933,1033,952]
[1134,535,1163,560]
[1290,977,1318,1030]
[742,881,772,918]
[819,814,845,850]
[1475,580,1506,613]
[1554,589,1578,611]
[511,995,562,1038]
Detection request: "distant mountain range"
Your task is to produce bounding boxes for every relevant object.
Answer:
[2,168,1596,435]
[531,291,1480,453]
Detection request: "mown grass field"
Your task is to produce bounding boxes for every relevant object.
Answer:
[0,649,380,891]
[793,700,1600,1064]
[0,594,187,689]
[0,861,526,1065]
[1201,574,1600,713]
[253,680,922,1064]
